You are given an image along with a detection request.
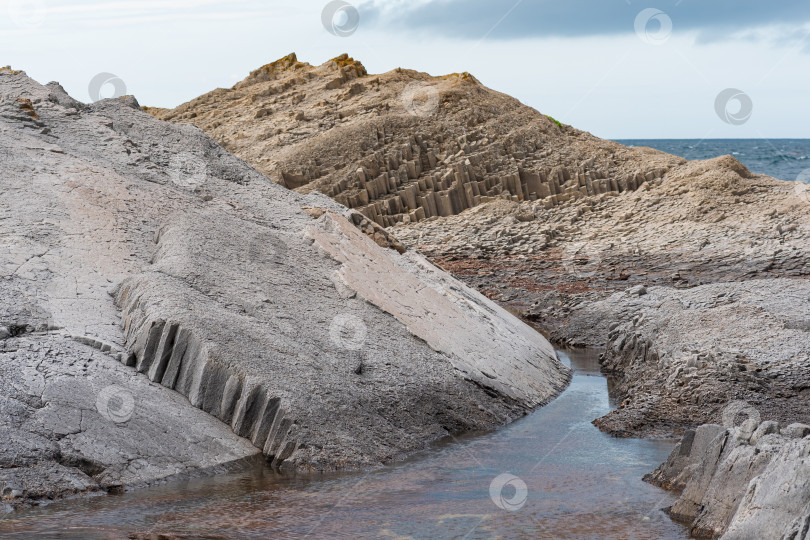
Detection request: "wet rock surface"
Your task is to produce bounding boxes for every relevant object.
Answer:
[0,68,567,507]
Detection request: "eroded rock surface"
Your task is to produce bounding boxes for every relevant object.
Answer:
[0,68,568,507]
[150,53,683,226]
[154,54,810,443]
[647,420,810,539]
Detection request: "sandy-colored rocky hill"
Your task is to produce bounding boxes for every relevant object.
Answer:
[0,66,569,508]
[150,53,682,227]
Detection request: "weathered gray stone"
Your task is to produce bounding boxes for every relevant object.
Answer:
[735,417,762,442]
[779,506,810,540]
[627,285,648,297]
[751,420,781,445]
[0,335,259,507]
[782,423,810,439]
[0,66,568,506]
[650,423,810,539]
[645,423,726,491]
[724,438,810,539]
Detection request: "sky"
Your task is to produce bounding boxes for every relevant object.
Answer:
[1,0,809,139]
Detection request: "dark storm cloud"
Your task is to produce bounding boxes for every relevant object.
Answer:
[358,0,810,41]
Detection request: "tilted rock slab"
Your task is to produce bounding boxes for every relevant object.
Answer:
[304,211,564,405]
[0,68,568,504]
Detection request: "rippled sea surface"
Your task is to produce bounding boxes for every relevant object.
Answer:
[617,139,810,182]
[0,350,687,539]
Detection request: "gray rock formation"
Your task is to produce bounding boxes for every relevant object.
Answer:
[647,419,810,538]
[592,277,810,438]
[393,155,810,441]
[0,67,568,507]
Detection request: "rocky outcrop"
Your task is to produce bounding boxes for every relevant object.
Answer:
[150,53,683,227]
[589,277,810,438]
[0,68,568,507]
[111,208,568,471]
[646,418,810,539]
[151,52,810,449]
[395,157,810,440]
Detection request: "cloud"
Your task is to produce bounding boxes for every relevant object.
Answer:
[358,0,810,42]
[0,0,292,30]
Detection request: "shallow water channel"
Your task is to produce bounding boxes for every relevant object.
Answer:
[0,349,688,539]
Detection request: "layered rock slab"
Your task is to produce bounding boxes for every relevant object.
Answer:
[304,212,565,406]
[0,68,568,504]
[113,206,568,471]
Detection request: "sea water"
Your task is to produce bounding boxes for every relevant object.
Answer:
[617,139,810,183]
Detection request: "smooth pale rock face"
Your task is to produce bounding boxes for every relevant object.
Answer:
[304,212,566,406]
[0,68,568,504]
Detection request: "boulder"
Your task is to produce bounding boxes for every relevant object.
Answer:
[649,422,810,539]
[0,67,569,505]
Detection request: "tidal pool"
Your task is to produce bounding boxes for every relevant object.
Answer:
[0,350,687,539]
